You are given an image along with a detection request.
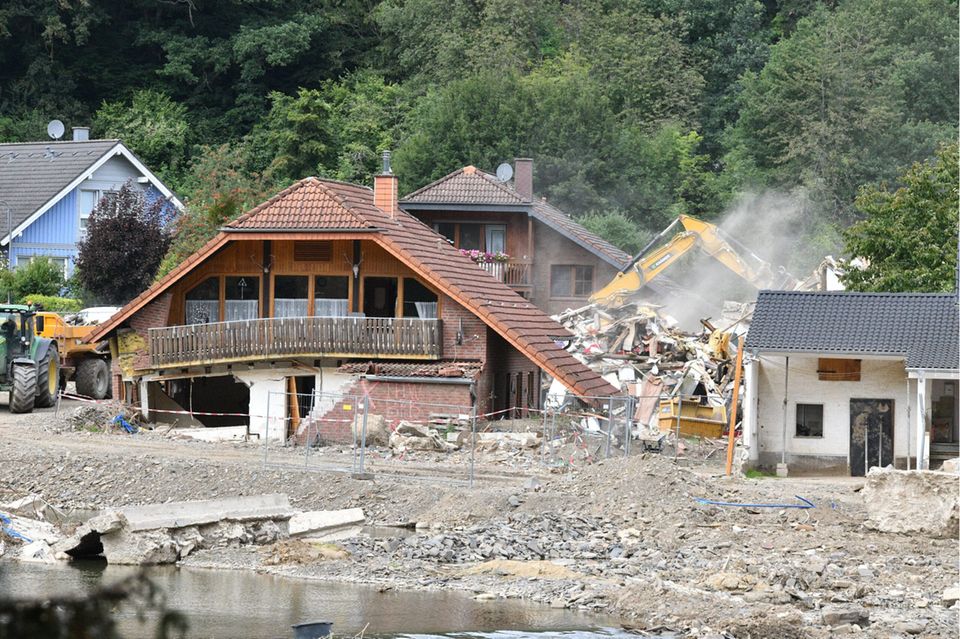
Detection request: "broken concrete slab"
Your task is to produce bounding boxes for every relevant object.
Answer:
[2,512,62,545]
[939,457,960,474]
[289,508,365,539]
[120,493,293,531]
[18,540,55,563]
[863,468,959,538]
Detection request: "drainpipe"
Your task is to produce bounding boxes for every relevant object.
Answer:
[906,377,912,470]
[916,372,926,470]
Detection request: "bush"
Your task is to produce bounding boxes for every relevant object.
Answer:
[21,294,83,313]
[0,257,66,302]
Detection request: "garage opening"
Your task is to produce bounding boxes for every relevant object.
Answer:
[164,376,250,427]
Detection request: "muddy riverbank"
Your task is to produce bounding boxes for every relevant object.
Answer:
[0,404,957,637]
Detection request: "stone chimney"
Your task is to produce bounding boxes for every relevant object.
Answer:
[514,158,533,201]
[72,127,90,141]
[374,150,398,219]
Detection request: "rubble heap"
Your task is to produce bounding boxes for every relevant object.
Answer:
[552,300,754,434]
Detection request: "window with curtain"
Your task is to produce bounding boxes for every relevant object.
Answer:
[313,276,350,317]
[402,278,438,318]
[225,276,259,321]
[274,275,309,317]
[185,277,220,324]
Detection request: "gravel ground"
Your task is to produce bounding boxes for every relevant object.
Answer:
[1,401,957,638]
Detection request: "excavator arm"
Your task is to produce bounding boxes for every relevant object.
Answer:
[589,214,794,308]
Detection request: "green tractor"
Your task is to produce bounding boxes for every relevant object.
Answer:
[0,305,59,413]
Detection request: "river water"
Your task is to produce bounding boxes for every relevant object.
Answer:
[0,561,640,639]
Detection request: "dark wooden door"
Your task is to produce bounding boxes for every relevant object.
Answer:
[849,398,894,476]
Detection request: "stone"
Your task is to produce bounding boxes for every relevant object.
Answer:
[549,598,568,609]
[938,457,960,473]
[354,413,389,446]
[289,508,364,538]
[893,621,926,635]
[100,529,179,565]
[942,585,960,605]
[862,468,959,538]
[821,605,870,627]
[18,540,54,563]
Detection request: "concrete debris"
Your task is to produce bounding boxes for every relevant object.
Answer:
[52,494,294,565]
[289,508,365,540]
[938,457,960,473]
[18,540,55,563]
[943,585,960,606]
[821,605,870,627]
[353,413,389,446]
[389,421,457,453]
[862,468,959,538]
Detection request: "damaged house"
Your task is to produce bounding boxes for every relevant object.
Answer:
[86,160,618,440]
[742,291,959,475]
[400,159,633,315]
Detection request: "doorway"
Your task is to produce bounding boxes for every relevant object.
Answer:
[849,398,894,476]
[363,277,398,317]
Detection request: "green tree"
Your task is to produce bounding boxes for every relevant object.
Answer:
[0,257,65,301]
[842,144,959,292]
[93,90,190,181]
[580,212,651,256]
[158,143,272,279]
[726,0,958,222]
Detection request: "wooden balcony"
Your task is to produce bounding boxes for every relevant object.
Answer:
[149,316,442,368]
[478,258,532,289]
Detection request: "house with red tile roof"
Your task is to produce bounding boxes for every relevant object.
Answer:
[87,157,618,441]
[400,159,632,315]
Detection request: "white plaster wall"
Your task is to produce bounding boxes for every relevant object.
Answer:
[756,355,910,466]
[234,367,356,441]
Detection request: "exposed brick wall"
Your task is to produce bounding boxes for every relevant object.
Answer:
[125,293,173,372]
[303,376,473,444]
[441,294,487,360]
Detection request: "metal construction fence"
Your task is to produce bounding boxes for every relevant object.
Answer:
[256,387,728,484]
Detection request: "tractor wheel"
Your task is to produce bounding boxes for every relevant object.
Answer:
[10,364,37,414]
[35,345,59,408]
[76,358,110,399]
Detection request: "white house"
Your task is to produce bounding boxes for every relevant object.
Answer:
[742,291,959,475]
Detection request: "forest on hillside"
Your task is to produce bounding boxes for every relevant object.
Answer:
[0,0,957,271]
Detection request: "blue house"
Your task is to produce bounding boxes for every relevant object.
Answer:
[0,128,182,276]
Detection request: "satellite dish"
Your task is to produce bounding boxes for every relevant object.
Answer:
[495,162,513,182]
[47,120,65,140]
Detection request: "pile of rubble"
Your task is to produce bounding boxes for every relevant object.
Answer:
[55,403,142,435]
[552,299,754,436]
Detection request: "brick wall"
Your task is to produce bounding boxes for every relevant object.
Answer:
[441,294,487,360]
[302,376,474,444]
[125,293,173,372]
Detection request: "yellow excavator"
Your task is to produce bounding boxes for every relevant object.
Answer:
[589,214,798,308]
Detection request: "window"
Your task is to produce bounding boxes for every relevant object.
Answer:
[314,276,350,317]
[434,223,455,245]
[225,276,259,321]
[402,278,438,318]
[186,277,220,324]
[485,225,506,254]
[550,265,594,298]
[459,224,482,250]
[20,255,68,275]
[796,404,824,438]
[78,189,117,235]
[274,276,309,318]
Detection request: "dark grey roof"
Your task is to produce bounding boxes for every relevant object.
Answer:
[746,291,960,371]
[0,139,120,237]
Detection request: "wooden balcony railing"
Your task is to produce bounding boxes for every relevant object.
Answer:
[149,316,442,368]
[478,258,532,288]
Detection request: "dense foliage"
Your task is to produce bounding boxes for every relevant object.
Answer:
[75,183,172,304]
[0,256,65,302]
[842,144,959,292]
[1,0,956,283]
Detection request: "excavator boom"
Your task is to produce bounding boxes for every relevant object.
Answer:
[589,214,795,307]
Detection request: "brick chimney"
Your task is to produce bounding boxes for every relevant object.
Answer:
[374,150,398,218]
[514,158,533,201]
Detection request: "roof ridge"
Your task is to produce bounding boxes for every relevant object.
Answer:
[473,168,527,201]
[311,179,373,226]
